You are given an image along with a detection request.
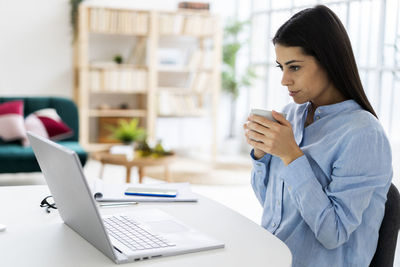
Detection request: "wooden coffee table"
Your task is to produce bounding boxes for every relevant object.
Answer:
[92,151,176,183]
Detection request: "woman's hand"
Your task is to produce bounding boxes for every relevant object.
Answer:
[244,110,304,165]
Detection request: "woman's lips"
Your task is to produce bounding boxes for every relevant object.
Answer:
[289,90,300,97]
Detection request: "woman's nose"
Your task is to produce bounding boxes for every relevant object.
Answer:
[281,71,293,86]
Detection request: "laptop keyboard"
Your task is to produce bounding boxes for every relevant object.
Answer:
[104,215,175,251]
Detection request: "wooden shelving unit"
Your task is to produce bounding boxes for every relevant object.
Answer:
[88,109,147,117]
[75,3,221,156]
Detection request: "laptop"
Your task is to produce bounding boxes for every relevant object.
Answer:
[27,132,224,264]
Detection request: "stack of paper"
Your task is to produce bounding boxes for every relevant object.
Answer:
[91,179,198,202]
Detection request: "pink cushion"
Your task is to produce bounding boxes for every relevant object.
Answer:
[0,100,27,142]
[24,108,73,146]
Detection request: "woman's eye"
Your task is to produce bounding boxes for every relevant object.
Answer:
[289,65,300,71]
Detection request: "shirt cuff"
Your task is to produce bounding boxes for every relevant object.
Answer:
[250,149,271,163]
[279,155,316,192]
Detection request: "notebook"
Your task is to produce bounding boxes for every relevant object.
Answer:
[92,179,198,202]
[27,132,224,264]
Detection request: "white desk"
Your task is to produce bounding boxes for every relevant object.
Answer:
[0,185,292,267]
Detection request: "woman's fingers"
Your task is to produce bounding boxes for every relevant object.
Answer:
[249,114,280,131]
[271,110,291,127]
[248,138,270,152]
[246,121,263,134]
[246,129,265,142]
[246,120,273,135]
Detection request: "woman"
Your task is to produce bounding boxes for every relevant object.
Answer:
[244,5,392,267]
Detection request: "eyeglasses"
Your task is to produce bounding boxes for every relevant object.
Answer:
[40,196,57,213]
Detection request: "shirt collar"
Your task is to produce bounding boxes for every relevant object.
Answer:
[306,99,362,120]
[291,100,362,145]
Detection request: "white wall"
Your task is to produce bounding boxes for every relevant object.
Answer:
[0,0,178,97]
[0,0,73,96]
[0,0,239,155]
[0,0,235,97]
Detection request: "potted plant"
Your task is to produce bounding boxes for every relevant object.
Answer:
[222,19,257,138]
[105,118,147,145]
[113,54,124,64]
[70,0,83,41]
[135,139,174,158]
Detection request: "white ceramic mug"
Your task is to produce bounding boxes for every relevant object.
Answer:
[250,109,286,122]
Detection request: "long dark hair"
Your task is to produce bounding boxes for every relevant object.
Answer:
[272,5,377,118]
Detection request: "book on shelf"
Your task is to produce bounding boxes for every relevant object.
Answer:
[189,72,211,92]
[158,13,214,36]
[133,12,149,35]
[158,91,199,116]
[100,8,109,32]
[89,8,149,35]
[201,16,215,36]
[182,16,201,35]
[186,48,214,69]
[173,15,184,34]
[159,14,171,35]
[117,10,127,33]
[90,67,147,93]
[159,14,184,35]
[109,9,118,33]
[90,70,102,92]
[89,8,98,31]
[127,37,147,65]
[183,15,215,36]
[187,49,203,69]
[183,95,198,111]
[119,11,139,34]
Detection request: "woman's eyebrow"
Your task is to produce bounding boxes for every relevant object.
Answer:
[276,60,304,65]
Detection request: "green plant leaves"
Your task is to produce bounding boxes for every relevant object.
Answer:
[105,118,147,143]
[222,19,257,99]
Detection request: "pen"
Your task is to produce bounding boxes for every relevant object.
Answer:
[99,202,138,207]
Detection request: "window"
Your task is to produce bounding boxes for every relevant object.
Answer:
[248,0,400,145]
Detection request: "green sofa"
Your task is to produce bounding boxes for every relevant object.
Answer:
[0,97,87,173]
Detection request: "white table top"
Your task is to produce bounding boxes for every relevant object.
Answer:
[0,185,292,267]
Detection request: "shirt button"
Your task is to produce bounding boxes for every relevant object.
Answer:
[288,186,292,191]
[257,170,262,174]
[272,223,276,227]
[315,116,320,120]
[277,200,281,205]
[317,109,321,114]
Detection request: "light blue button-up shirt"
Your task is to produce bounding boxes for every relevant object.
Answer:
[251,100,392,267]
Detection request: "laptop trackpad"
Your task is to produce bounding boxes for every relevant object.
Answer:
[147,220,189,233]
